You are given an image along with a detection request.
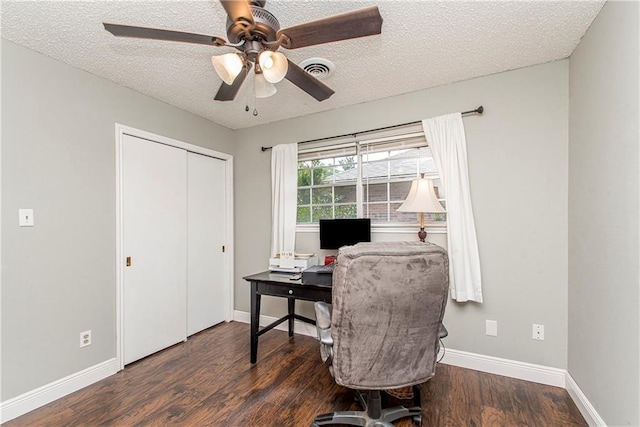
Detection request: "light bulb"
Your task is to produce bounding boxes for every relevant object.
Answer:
[258,51,288,83]
[262,56,274,70]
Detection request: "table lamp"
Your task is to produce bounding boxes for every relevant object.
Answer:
[397,173,445,242]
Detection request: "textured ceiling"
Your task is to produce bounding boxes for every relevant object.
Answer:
[1,0,605,130]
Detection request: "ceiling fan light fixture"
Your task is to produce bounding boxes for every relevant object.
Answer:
[254,71,277,98]
[104,2,383,103]
[212,53,244,85]
[258,51,288,83]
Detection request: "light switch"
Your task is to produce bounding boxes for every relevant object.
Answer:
[19,209,34,227]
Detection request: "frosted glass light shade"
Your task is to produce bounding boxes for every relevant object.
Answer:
[397,178,445,213]
[212,53,244,85]
[258,51,288,83]
[254,72,277,98]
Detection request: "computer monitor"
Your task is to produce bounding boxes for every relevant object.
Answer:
[319,218,371,250]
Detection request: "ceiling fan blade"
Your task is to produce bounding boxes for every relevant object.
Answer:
[104,23,226,46]
[214,62,252,101]
[284,60,334,102]
[278,6,383,50]
[219,0,254,26]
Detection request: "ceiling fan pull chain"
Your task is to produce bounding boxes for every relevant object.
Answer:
[245,105,250,112]
[250,82,258,116]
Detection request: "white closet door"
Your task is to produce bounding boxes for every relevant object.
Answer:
[187,152,226,335]
[122,134,187,364]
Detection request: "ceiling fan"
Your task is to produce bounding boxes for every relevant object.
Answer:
[103,0,383,103]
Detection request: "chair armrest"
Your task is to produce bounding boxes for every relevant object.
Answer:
[314,301,333,346]
[317,328,333,347]
[314,301,331,329]
[314,301,333,364]
[439,324,448,339]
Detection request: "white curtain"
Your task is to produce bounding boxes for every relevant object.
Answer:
[422,113,483,303]
[271,143,298,258]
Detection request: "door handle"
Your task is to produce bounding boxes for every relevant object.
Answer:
[126,256,132,267]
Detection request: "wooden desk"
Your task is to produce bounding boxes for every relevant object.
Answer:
[243,271,332,364]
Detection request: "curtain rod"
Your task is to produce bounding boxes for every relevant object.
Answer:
[261,105,483,152]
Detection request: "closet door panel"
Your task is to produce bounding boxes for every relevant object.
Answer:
[187,152,226,335]
[122,134,187,364]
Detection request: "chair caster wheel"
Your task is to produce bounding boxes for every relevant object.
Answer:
[412,414,422,425]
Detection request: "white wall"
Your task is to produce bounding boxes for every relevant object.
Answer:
[234,60,569,369]
[568,1,640,425]
[0,40,236,401]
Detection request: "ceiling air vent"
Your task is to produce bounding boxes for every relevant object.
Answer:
[300,58,335,79]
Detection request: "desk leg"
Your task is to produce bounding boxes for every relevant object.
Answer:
[250,281,261,364]
[288,298,295,337]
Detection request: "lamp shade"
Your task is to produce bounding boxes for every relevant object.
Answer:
[397,177,445,213]
[258,51,288,83]
[212,53,244,85]
[254,71,277,98]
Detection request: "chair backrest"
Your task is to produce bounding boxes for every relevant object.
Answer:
[330,241,449,390]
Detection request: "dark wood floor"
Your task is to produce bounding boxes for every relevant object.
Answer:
[6,321,586,426]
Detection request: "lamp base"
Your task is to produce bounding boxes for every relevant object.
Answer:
[418,227,426,242]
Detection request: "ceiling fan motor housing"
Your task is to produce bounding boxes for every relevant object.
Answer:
[226,5,280,46]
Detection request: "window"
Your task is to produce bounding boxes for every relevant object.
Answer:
[296,130,446,225]
[297,155,358,222]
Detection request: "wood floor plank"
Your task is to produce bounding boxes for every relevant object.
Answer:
[5,322,587,427]
[448,361,484,426]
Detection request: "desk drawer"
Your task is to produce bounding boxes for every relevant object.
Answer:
[258,282,331,302]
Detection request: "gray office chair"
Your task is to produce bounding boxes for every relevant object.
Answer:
[312,241,449,427]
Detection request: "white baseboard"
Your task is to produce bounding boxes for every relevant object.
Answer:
[0,358,119,424]
[438,348,566,388]
[565,373,606,427]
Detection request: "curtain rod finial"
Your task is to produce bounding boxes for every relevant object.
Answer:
[477,106,484,114]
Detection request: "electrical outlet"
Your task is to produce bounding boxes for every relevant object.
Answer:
[532,324,544,340]
[80,330,92,348]
[486,320,498,336]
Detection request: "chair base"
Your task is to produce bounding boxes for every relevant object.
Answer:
[312,389,422,427]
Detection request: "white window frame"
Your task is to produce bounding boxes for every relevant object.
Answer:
[295,127,447,234]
